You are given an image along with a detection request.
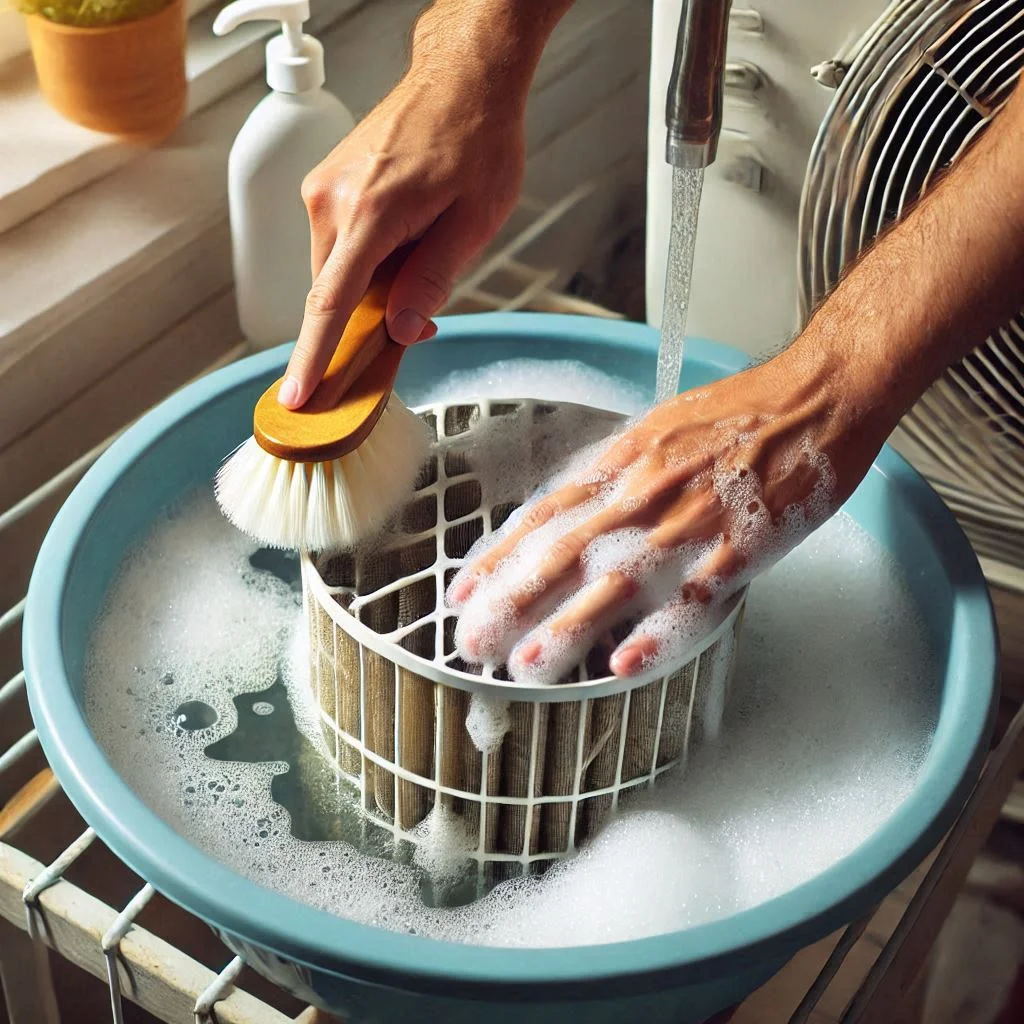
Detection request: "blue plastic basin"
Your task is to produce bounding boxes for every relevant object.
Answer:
[23,313,997,1023]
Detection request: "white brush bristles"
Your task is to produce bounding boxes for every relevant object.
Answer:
[215,394,432,552]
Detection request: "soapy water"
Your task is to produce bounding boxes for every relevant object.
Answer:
[402,358,650,416]
[85,490,937,947]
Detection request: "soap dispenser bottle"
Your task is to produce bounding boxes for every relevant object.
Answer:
[213,0,355,350]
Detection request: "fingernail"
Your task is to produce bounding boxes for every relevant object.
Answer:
[610,647,644,677]
[447,576,476,605]
[278,377,301,408]
[417,321,439,343]
[517,640,543,666]
[391,309,427,346]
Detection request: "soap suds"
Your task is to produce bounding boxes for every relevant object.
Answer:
[412,804,478,888]
[465,694,512,753]
[403,358,649,416]
[448,411,840,684]
[85,489,937,948]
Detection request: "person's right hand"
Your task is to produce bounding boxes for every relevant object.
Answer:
[277,61,528,409]
[446,337,894,682]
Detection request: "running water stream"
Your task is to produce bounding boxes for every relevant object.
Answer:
[655,166,705,402]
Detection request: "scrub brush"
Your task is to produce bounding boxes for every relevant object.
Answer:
[215,252,431,552]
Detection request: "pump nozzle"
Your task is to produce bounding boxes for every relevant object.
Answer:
[214,0,324,94]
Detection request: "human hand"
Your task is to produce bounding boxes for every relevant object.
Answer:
[278,63,526,409]
[446,345,892,682]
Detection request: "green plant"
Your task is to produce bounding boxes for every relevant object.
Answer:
[14,0,172,27]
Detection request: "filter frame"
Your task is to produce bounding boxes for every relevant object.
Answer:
[301,397,746,884]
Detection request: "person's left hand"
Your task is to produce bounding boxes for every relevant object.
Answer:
[446,344,890,682]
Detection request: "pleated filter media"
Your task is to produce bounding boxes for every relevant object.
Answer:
[301,399,746,892]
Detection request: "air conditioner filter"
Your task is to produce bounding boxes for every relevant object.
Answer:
[301,398,746,893]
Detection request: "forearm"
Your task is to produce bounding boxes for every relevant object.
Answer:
[788,78,1024,432]
[408,0,576,110]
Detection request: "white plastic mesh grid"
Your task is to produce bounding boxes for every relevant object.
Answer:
[302,399,746,891]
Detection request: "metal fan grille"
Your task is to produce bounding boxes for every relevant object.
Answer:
[799,0,1024,569]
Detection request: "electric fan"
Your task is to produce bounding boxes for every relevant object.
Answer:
[800,0,1024,587]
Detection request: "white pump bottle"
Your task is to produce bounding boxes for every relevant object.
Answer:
[213,0,355,350]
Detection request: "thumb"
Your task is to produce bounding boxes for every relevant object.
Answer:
[386,206,489,345]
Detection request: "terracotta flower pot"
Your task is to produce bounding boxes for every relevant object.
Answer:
[26,0,187,142]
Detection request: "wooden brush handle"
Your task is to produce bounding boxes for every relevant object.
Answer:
[306,246,412,412]
[253,247,415,462]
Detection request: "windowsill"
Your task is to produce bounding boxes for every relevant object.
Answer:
[0,0,362,235]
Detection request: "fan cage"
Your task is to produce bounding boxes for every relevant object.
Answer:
[799,0,1024,571]
[300,398,746,893]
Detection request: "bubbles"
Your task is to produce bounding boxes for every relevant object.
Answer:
[412,804,476,888]
[403,359,649,416]
[85,490,937,950]
[465,695,512,753]
[173,700,218,732]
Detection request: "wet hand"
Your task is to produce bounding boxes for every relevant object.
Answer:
[447,349,888,681]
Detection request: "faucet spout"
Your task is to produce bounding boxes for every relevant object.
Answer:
[665,0,732,169]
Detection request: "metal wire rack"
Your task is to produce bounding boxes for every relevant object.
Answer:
[2,186,1024,1024]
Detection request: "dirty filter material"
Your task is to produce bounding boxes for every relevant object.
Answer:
[304,399,746,886]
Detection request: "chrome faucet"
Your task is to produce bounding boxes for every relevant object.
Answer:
[666,0,732,169]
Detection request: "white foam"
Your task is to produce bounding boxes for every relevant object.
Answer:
[465,695,511,753]
[403,358,649,416]
[85,490,937,949]
[412,804,476,887]
[448,407,841,684]
[441,404,625,520]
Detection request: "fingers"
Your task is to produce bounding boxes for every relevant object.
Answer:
[385,204,494,345]
[456,503,636,661]
[282,204,479,408]
[681,540,746,603]
[610,541,746,679]
[446,480,609,606]
[609,635,659,678]
[279,233,391,409]
[500,502,640,618]
[309,222,336,282]
[513,571,639,676]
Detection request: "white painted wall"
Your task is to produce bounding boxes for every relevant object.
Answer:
[0,0,651,511]
[646,0,891,359]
